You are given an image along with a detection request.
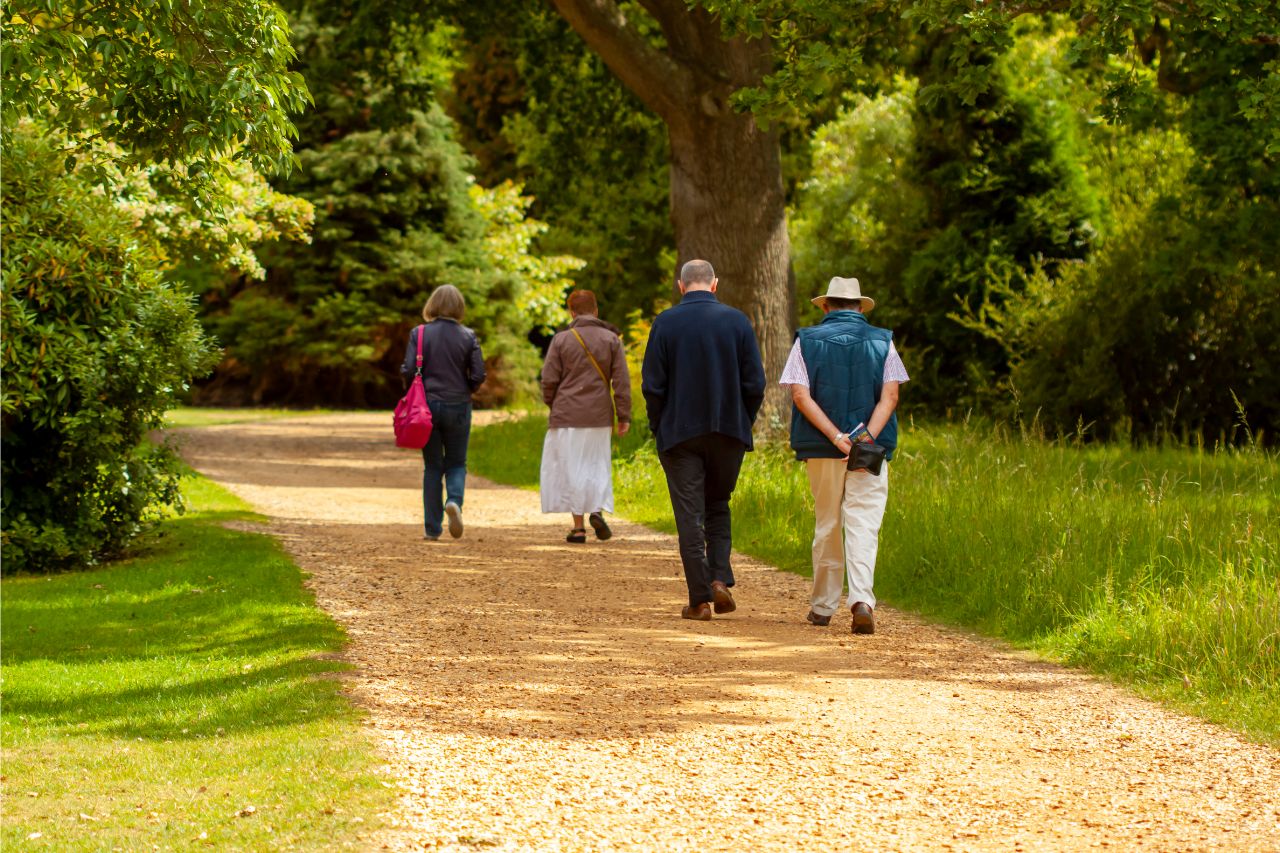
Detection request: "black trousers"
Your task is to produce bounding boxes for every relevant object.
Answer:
[658,433,747,606]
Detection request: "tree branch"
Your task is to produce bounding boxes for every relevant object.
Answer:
[636,0,701,55]
[639,0,735,86]
[548,0,695,121]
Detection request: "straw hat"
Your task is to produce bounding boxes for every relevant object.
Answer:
[811,276,875,312]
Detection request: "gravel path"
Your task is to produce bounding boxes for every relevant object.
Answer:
[179,413,1280,852]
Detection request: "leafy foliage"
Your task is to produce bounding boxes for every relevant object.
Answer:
[474,181,587,334]
[937,21,1280,442]
[790,29,1098,411]
[108,153,315,280]
[2,0,317,571]
[789,79,924,331]
[194,5,584,407]
[698,0,909,122]
[898,29,1098,409]
[447,11,673,328]
[2,0,309,176]
[198,105,487,405]
[971,129,1280,442]
[1,126,219,572]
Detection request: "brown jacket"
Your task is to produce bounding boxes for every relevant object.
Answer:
[542,316,632,429]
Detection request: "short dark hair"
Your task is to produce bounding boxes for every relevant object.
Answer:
[567,289,598,315]
[824,296,863,311]
[679,259,715,286]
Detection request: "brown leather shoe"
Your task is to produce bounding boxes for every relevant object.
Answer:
[710,581,736,614]
[681,602,712,621]
[805,609,831,626]
[851,601,875,635]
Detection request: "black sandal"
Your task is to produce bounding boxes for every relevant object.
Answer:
[566,528,587,544]
[588,512,612,541]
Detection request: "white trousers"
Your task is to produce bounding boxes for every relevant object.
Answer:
[806,458,889,616]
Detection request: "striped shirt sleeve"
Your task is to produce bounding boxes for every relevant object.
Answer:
[778,339,910,387]
[883,342,910,383]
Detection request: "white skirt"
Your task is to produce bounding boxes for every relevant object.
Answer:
[540,427,614,514]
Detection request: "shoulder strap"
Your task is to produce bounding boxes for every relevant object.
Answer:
[414,324,425,376]
[570,328,616,423]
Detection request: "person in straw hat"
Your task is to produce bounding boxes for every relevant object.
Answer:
[779,276,909,634]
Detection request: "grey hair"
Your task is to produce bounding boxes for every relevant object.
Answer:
[423,284,466,322]
[679,259,715,286]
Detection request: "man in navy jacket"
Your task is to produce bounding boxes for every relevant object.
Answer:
[641,259,767,621]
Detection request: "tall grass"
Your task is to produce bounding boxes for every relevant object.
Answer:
[878,426,1278,742]
[469,414,1279,744]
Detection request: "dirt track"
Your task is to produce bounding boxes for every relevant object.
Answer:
[179,412,1280,852]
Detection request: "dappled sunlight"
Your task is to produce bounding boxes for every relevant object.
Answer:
[172,412,1280,852]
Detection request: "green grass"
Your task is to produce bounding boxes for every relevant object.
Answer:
[469,414,1280,745]
[164,406,343,428]
[1,475,393,849]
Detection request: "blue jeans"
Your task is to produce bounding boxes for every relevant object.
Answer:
[422,400,472,537]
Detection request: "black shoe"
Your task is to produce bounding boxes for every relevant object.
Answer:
[566,528,587,544]
[805,609,831,626]
[424,534,439,541]
[851,602,875,635]
[588,512,612,540]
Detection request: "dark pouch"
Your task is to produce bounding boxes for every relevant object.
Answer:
[847,442,887,476]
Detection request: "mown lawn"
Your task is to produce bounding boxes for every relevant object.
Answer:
[470,413,1280,746]
[0,475,393,849]
[164,406,341,429]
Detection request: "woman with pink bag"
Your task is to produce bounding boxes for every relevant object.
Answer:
[399,285,486,541]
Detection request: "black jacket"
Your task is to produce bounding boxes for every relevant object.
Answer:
[400,319,485,402]
[641,290,766,452]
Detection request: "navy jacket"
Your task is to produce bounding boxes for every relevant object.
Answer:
[400,319,486,403]
[641,290,766,452]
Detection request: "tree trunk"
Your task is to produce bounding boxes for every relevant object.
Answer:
[667,114,794,429]
[547,0,795,428]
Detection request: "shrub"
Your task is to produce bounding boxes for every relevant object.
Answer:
[969,128,1280,442]
[901,30,1098,411]
[789,30,1098,414]
[789,78,924,331]
[1,127,218,572]
[189,10,585,409]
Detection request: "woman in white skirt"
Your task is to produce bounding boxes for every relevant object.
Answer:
[540,290,632,542]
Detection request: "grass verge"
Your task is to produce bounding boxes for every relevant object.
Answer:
[469,413,1279,746]
[164,407,342,429]
[1,474,393,849]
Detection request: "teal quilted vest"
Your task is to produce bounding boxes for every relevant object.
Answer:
[789,310,898,460]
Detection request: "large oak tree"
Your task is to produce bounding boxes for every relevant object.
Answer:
[548,0,796,416]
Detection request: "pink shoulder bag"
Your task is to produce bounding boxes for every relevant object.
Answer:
[394,325,434,448]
